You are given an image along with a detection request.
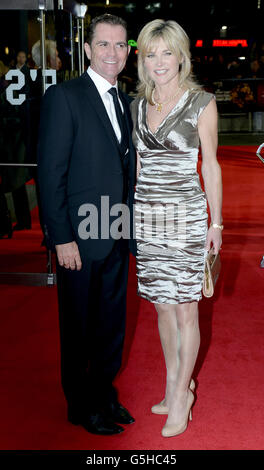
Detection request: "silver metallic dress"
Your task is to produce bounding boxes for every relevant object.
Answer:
[131,90,214,304]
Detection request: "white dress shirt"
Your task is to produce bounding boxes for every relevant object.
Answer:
[87,66,123,143]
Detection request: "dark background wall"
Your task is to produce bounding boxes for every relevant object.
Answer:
[1,1,264,74]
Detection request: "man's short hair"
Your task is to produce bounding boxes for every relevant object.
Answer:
[86,13,128,45]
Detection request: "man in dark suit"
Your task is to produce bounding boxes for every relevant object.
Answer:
[37,14,136,435]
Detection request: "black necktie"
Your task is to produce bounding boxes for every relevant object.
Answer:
[108,87,128,155]
[108,87,129,202]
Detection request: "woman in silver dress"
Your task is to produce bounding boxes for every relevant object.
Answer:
[131,19,223,437]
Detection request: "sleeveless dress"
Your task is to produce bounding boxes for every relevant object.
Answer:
[131,89,215,304]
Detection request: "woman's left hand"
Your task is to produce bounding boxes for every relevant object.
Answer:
[205,226,222,254]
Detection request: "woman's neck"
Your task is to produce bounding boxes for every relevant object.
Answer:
[154,81,181,102]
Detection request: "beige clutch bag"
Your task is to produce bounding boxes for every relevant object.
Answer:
[203,248,221,298]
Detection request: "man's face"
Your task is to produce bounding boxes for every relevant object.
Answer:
[17,52,26,66]
[84,23,130,85]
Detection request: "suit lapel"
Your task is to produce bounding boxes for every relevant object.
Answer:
[80,73,120,152]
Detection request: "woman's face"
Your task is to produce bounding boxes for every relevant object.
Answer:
[143,37,181,88]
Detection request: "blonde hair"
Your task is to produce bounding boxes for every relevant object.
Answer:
[31,39,57,68]
[137,19,201,103]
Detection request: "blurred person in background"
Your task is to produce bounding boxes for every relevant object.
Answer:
[16,51,27,70]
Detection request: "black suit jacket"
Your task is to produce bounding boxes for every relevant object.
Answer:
[37,72,136,260]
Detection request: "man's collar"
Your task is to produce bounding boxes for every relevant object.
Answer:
[87,66,118,96]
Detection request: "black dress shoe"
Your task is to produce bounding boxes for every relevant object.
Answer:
[68,410,124,435]
[105,402,135,425]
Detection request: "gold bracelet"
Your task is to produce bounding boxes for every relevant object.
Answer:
[210,223,224,230]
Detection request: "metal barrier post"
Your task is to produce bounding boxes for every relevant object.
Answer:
[70,13,75,72]
[39,1,46,96]
[0,163,56,286]
[256,143,264,268]
[74,3,87,75]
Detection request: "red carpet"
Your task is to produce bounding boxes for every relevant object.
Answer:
[0,145,264,450]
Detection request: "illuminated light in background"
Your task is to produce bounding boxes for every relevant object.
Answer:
[128,39,137,47]
[5,47,9,55]
[238,56,246,60]
[145,2,161,13]
[213,39,248,47]
[195,40,203,47]
[135,49,138,54]
[221,25,228,30]
[106,0,110,5]
[125,3,136,13]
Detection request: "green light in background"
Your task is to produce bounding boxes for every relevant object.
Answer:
[128,39,137,47]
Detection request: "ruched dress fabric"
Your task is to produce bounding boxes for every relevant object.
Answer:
[131,90,215,304]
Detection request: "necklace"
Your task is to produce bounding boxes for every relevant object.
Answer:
[151,87,182,112]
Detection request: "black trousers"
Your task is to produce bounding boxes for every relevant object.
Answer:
[56,239,129,415]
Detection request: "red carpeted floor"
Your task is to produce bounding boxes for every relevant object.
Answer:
[0,145,264,450]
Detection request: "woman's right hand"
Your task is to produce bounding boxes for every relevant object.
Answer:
[205,226,222,254]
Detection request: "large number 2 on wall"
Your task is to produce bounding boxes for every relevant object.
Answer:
[5,69,57,105]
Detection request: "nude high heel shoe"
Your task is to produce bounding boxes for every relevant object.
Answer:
[161,389,194,438]
[151,378,195,415]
